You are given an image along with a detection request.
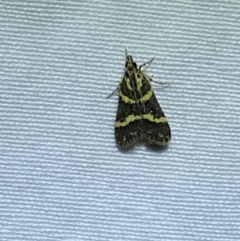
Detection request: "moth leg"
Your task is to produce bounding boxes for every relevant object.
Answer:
[106,86,120,99]
[106,75,125,99]
[139,57,155,70]
[142,72,171,86]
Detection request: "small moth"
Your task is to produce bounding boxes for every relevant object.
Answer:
[108,48,171,148]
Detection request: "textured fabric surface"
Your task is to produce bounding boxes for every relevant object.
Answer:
[1,1,240,241]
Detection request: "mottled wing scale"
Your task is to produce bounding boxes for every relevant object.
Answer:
[113,50,171,148]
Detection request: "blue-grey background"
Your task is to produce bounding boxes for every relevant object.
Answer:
[1,1,240,240]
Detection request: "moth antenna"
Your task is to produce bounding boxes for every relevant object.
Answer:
[125,46,128,57]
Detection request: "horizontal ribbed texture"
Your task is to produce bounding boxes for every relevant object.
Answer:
[1,1,240,240]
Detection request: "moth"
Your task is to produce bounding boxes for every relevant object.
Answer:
[108,48,171,148]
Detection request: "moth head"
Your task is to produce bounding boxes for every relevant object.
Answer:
[125,55,137,70]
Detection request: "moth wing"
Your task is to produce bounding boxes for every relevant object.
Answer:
[141,76,171,146]
[114,76,144,148]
